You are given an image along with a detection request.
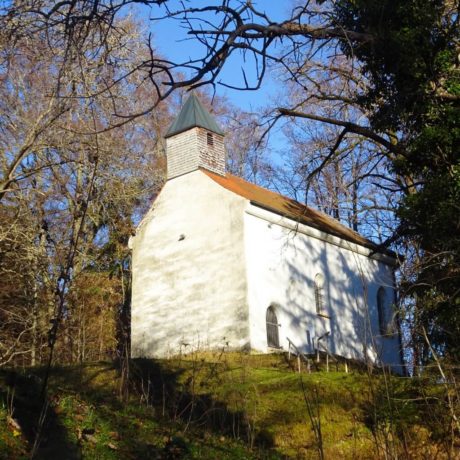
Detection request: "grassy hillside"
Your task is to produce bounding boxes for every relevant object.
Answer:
[0,352,456,459]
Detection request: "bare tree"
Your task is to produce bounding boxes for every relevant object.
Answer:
[268,61,403,242]
[0,15,165,371]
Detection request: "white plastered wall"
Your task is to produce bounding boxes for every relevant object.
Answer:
[244,204,403,370]
[130,170,249,358]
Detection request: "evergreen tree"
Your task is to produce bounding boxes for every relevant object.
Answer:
[334,0,460,359]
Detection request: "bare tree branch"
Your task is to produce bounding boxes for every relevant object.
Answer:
[278,108,403,156]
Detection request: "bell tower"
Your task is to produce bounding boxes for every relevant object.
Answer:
[164,94,225,179]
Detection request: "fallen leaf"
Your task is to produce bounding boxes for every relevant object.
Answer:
[7,416,21,432]
[109,431,120,440]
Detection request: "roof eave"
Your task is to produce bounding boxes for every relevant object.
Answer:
[164,124,224,139]
[248,200,399,261]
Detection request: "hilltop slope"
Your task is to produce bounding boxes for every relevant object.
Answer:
[0,353,455,459]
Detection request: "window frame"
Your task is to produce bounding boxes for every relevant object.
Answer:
[266,305,280,348]
[377,286,394,336]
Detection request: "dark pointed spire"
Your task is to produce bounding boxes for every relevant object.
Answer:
[165,93,224,138]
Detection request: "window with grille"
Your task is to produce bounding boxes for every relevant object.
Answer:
[377,287,390,335]
[314,273,325,315]
[207,132,214,146]
[266,306,280,348]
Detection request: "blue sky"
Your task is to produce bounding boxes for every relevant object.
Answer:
[140,1,290,112]
[132,0,295,169]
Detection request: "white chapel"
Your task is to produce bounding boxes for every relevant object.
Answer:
[129,94,404,371]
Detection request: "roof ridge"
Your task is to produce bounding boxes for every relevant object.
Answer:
[224,171,358,232]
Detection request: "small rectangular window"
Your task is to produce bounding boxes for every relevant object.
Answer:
[314,273,325,315]
[207,132,214,146]
[377,286,394,335]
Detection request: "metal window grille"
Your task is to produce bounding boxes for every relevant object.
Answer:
[377,287,387,335]
[315,275,324,314]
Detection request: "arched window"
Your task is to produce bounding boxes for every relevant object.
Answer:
[266,306,280,348]
[314,273,325,315]
[377,287,389,335]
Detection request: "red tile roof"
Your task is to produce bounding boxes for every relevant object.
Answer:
[202,169,393,256]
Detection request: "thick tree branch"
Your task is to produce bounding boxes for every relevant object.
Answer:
[189,22,374,43]
[306,128,348,182]
[278,108,403,156]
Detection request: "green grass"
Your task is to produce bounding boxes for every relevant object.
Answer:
[0,353,456,459]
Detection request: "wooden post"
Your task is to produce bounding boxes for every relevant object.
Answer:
[326,352,329,373]
[297,355,301,373]
[344,361,348,373]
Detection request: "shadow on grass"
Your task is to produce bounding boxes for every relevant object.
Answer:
[129,358,276,450]
[1,370,81,459]
[1,359,280,459]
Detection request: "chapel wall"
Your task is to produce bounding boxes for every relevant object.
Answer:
[166,127,226,179]
[244,207,403,372]
[130,170,249,358]
[166,129,200,179]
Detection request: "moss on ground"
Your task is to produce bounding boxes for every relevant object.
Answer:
[0,353,456,459]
